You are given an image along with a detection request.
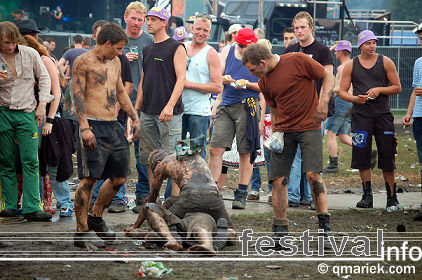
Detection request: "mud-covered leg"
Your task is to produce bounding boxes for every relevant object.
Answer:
[146,209,183,252]
[90,178,125,217]
[75,178,97,232]
[188,226,216,256]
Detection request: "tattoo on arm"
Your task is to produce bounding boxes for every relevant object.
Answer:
[74,77,86,115]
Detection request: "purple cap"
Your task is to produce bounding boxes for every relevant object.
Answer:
[146,7,169,21]
[334,40,352,52]
[358,30,378,49]
[173,26,187,41]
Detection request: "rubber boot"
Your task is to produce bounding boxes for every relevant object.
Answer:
[317,213,332,249]
[232,189,247,209]
[43,174,56,214]
[323,156,339,173]
[386,182,401,208]
[16,173,23,212]
[270,217,289,250]
[356,181,373,208]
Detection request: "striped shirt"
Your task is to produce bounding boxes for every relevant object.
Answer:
[412,57,422,118]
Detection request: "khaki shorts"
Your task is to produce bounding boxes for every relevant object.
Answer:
[269,130,323,181]
[210,100,260,154]
[139,112,182,164]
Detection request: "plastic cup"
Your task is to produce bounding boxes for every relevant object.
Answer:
[130,46,138,59]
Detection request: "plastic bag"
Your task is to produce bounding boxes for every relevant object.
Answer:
[263,131,284,153]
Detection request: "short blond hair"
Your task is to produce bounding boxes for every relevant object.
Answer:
[125,1,147,16]
[292,11,314,29]
[257,39,272,50]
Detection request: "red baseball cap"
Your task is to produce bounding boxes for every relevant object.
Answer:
[234,27,258,46]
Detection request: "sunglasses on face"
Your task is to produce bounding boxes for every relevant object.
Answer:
[195,13,212,21]
[238,44,247,49]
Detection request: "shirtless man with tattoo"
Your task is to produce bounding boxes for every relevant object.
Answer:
[125,150,236,254]
[72,23,141,249]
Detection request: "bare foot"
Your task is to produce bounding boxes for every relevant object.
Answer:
[188,245,216,256]
[163,241,183,252]
[125,228,149,238]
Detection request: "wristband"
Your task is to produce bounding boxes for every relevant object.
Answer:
[46,117,55,124]
[80,127,92,133]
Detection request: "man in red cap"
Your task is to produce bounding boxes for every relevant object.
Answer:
[340,30,402,210]
[208,27,264,209]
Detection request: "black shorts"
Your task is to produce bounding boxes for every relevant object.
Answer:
[168,184,233,228]
[77,119,130,179]
[269,130,323,181]
[351,113,396,170]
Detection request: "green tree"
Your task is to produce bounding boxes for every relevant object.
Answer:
[0,0,21,22]
[390,0,422,23]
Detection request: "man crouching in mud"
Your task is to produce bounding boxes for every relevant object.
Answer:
[125,150,236,254]
[72,23,140,249]
[126,196,230,256]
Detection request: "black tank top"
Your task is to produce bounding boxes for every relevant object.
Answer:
[141,38,184,115]
[351,54,390,117]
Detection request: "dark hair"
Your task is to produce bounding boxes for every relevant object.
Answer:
[82,36,91,46]
[0,21,21,44]
[46,37,55,44]
[19,35,49,57]
[96,23,128,45]
[283,27,294,35]
[73,34,83,44]
[341,50,351,56]
[92,20,108,35]
[62,46,70,55]
[241,43,272,66]
[148,150,171,173]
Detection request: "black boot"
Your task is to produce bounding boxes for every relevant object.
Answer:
[271,224,289,250]
[317,213,332,249]
[386,182,401,208]
[323,156,339,173]
[356,181,373,208]
[232,189,247,209]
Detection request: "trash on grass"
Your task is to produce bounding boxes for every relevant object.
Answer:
[138,261,172,278]
[265,265,282,269]
[396,175,408,181]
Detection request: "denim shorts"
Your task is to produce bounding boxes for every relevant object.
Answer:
[351,113,396,170]
[139,112,182,164]
[325,97,352,134]
[269,129,323,181]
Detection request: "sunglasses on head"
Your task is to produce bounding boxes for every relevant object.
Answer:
[195,13,212,21]
[238,44,247,49]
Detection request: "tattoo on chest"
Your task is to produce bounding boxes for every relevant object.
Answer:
[104,88,117,111]
[92,69,107,85]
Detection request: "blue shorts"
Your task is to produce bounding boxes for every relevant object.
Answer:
[325,97,352,134]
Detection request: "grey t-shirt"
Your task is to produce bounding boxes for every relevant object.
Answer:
[122,31,153,105]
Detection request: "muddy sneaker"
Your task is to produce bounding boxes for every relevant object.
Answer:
[247,191,260,200]
[288,201,299,207]
[74,231,105,250]
[108,201,126,213]
[213,218,228,251]
[132,195,148,213]
[413,210,422,221]
[87,215,116,241]
[232,189,247,209]
[60,208,72,217]
[23,210,52,221]
[300,200,311,206]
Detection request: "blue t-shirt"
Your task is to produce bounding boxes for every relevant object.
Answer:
[412,57,422,118]
[62,48,89,77]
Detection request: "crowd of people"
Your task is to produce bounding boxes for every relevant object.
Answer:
[1,0,422,254]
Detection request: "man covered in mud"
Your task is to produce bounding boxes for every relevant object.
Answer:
[125,150,236,254]
[72,23,140,249]
[126,196,229,256]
